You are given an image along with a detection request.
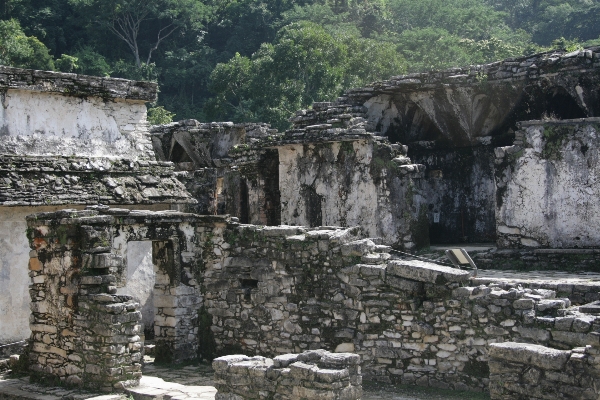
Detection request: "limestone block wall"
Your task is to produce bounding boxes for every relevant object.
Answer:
[0,66,157,160]
[213,350,361,400]
[489,342,600,399]
[495,118,600,248]
[203,222,600,391]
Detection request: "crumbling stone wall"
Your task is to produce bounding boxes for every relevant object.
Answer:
[24,207,228,389]
[202,222,600,391]
[213,350,361,399]
[0,66,192,348]
[495,118,600,249]
[274,134,427,249]
[26,209,143,390]
[290,46,600,245]
[489,342,600,399]
[23,206,600,393]
[150,120,281,225]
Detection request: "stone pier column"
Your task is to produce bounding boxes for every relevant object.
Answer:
[26,209,143,391]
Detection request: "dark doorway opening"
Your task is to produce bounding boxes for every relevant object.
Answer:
[239,180,249,224]
[304,185,323,227]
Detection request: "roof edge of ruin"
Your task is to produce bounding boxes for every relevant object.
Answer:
[0,65,157,102]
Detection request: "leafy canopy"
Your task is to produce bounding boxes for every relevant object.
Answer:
[206,21,406,130]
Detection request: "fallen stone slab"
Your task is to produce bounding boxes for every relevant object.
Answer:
[488,342,570,371]
[387,260,471,284]
[124,376,217,400]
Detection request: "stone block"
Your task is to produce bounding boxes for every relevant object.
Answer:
[387,260,470,284]
[489,342,570,370]
[551,330,600,347]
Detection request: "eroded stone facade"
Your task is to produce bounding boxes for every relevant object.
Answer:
[0,66,193,346]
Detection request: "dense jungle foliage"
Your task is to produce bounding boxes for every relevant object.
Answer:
[2,0,600,129]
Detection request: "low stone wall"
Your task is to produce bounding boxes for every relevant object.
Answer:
[212,350,361,400]
[472,275,600,306]
[202,223,600,391]
[489,342,600,399]
[475,248,600,275]
[22,206,600,393]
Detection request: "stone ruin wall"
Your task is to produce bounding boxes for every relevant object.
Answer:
[146,46,600,251]
[293,46,600,246]
[150,117,429,250]
[21,206,600,396]
[150,120,281,226]
[489,341,600,399]
[276,137,427,249]
[23,207,227,390]
[213,351,362,400]
[0,66,157,160]
[0,65,194,346]
[10,46,600,395]
[203,223,600,392]
[495,118,600,249]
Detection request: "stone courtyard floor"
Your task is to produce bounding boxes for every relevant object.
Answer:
[0,356,489,400]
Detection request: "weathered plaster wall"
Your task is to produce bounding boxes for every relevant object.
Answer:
[0,90,153,160]
[0,206,90,344]
[116,241,155,335]
[277,138,426,249]
[495,118,600,248]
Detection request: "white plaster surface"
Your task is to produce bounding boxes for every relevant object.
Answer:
[498,123,600,247]
[0,89,153,159]
[0,206,86,344]
[278,140,409,245]
[117,241,155,331]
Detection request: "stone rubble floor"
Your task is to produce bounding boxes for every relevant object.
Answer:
[0,356,489,400]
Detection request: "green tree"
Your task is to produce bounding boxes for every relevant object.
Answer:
[73,47,112,76]
[206,21,406,129]
[147,105,176,125]
[0,19,54,70]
